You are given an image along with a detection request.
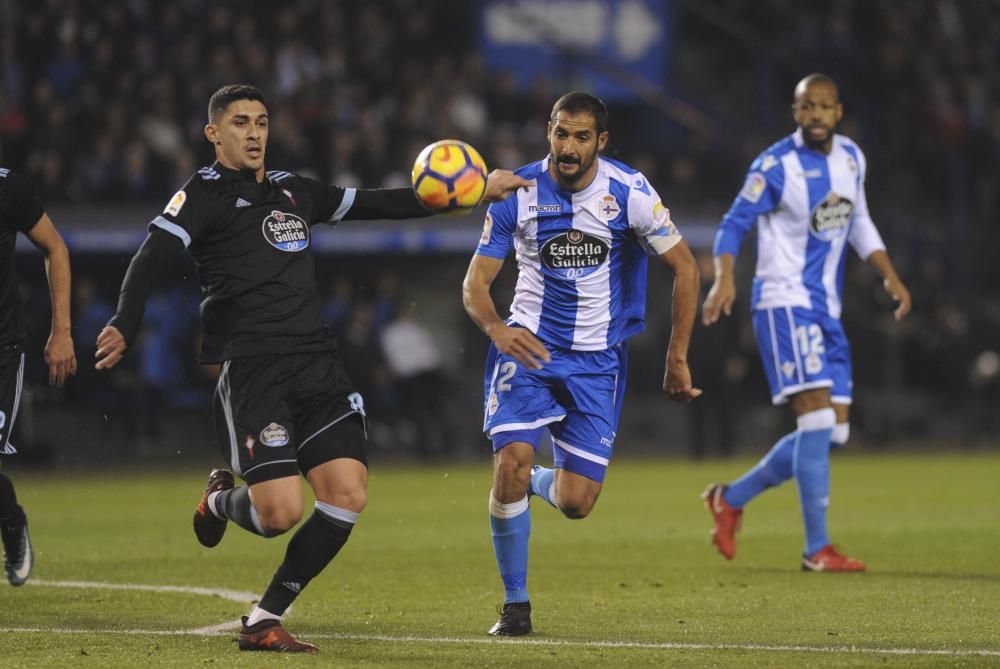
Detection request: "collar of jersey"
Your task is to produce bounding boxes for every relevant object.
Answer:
[212,161,267,184]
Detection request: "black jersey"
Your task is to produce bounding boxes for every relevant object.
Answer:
[0,169,45,348]
[152,162,355,363]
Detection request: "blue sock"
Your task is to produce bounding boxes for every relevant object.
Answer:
[723,432,795,508]
[792,408,836,555]
[489,493,531,604]
[529,466,557,508]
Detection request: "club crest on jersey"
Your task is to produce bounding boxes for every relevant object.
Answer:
[596,194,621,221]
[810,192,853,241]
[262,210,310,252]
[540,230,609,279]
[260,422,289,447]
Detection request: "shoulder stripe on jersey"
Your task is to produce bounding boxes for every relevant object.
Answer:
[198,167,220,181]
[150,215,192,248]
[266,170,292,182]
[330,187,356,222]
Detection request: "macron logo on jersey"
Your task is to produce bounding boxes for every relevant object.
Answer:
[198,167,220,181]
[0,168,9,178]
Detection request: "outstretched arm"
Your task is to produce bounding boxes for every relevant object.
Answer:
[25,213,76,386]
[96,228,184,370]
[462,253,550,370]
[866,250,911,321]
[343,171,531,220]
[658,240,702,402]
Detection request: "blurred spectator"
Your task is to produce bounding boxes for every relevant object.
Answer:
[380,301,451,459]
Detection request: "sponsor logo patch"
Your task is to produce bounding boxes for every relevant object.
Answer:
[740,173,767,203]
[781,361,797,380]
[540,229,609,279]
[528,204,562,214]
[164,190,187,217]
[487,392,499,416]
[760,155,778,172]
[260,422,290,447]
[810,192,853,241]
[262,210,310,252]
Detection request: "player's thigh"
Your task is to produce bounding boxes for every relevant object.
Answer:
[305,455,368,513]
[213,356,301,486]
[822,314,853,405]
[290,352,369,471]
[553,468,602,518]
[548,346,624,486]
[751,306,835,406]
[247,475,305,528]
[0,351,24,455]
[483,344,564,447]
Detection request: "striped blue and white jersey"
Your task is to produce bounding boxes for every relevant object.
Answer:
[713,128,885,319]
[476,156,682,351]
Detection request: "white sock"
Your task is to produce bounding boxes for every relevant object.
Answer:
[206,491,225,520]
[245,605,281,627]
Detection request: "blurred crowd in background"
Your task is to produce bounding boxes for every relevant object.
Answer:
[3,0,999,462]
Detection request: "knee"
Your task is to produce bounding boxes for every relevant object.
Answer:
[493,451,532,501]
[324,488,368,515]
[255,503,303,535]
[557,491,598,519]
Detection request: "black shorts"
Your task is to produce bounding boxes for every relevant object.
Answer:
[213,351,368,485]
[0,349,25,456]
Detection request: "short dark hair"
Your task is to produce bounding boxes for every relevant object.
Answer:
[550,92,608,134]
[793,73,838,102]
[208,84,267,122]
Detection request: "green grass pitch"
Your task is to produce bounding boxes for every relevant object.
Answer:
[1,451,998,667]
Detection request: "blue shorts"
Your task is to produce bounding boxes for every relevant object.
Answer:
[751,306,852,406]
[482,342,628,483]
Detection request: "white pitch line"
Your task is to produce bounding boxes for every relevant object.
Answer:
[8,580,999,659]
[0,627,998,658]
[29,579,258,604]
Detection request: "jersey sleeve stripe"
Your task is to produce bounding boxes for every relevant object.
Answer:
[150,215,192,248]
[330,188,356,222]
[642,232,682,255]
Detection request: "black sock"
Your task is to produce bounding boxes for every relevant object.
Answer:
[258,507,355,616]
[0,473,17,520]
[214,486,274,537]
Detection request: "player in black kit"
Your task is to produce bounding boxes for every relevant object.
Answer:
[95,84,529,652]
[0,168,76,586]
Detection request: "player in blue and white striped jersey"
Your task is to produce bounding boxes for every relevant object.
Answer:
[701,74,912,572]
[463,92,701,635]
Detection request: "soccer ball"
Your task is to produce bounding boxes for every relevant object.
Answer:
[411,140,488,214]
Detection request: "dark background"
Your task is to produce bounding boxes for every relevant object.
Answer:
[4,1,998,467]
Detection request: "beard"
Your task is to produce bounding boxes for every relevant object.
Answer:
[551,148,598,186]
[802,124,834,149]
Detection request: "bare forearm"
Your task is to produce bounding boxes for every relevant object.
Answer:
[462,281,505,338]
[866,249,899,282]
[667,259,700,362]
[43,242,72,335]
